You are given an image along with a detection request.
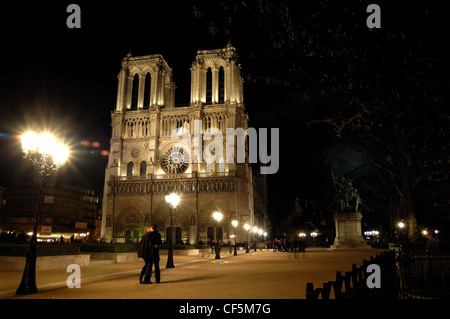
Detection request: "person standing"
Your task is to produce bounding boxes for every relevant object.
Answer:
[138,224,162,284]
[148,224,162,283]
[138,227,152,284]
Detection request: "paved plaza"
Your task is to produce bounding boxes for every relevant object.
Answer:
[0,248,386,300]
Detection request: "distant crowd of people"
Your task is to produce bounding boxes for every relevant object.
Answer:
[0,231,28,243]
[272,238,306,252]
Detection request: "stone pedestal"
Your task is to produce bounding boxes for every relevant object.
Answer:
[329,212,368,250]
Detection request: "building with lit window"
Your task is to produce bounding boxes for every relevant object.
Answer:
[2,182,101,241]
[101,44,268,244]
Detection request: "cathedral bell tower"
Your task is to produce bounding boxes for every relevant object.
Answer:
[115,52,175,111]
[190,43,244,107]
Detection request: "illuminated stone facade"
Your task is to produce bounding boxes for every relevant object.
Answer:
[101,45,267,244]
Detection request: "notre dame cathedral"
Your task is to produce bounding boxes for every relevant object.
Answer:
[101,44,268,245]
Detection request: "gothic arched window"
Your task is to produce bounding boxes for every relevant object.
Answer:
[218,66,225,103]
[127,161,134,177]
[143,72,151,108]
[207,227,214,242]
[206,67,212,104]
[140,161,147,176]
[131,74,139,110]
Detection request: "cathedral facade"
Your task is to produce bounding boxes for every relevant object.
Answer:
[101,45,267,245]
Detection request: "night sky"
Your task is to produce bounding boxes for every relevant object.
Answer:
[1,1,448,234]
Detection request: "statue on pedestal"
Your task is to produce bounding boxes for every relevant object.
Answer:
[329,173,367,250]
[331,173,362,213]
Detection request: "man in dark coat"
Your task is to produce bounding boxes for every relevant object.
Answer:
[138,224,162,284]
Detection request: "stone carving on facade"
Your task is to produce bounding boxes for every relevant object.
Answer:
[108,178,236,196]
[130,148,141,158]
[110,158,119,168]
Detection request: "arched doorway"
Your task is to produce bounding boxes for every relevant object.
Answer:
[115,208,143,243]
[198,201,227,244]
[166,227,183,245]
[152,201,188,243]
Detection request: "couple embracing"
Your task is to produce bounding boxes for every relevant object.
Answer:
[138,224,162,284]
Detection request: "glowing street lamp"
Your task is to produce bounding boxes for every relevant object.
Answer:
[397,221,407,242]
[213,212,223,259]
[213,211,223,223]
[165,192,180,268]
[232,220,238,256]
[244,223,250,253]
[17,132,69,295]
[165,193,180,208]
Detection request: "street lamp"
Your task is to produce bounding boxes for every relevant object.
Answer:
[213,212,223,259]
[244,224,250,253]
[232,220,238,255]
[310,232,318,247]
[253,226,258,251]
[17,132,69,295]
[397,221,407,242]
[165,192,180,268]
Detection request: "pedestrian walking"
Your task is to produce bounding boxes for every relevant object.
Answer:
[138,224,162,284]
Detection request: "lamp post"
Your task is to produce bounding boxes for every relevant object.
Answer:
[232,220,238,255]
[213,212,223,259]
[244,224,250,253]
[263,232,268,250]
[16,132,69,295]
[310,232,318,247]
[253,226,258,251]
[165,192,180,268]
[397,221,407,242]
